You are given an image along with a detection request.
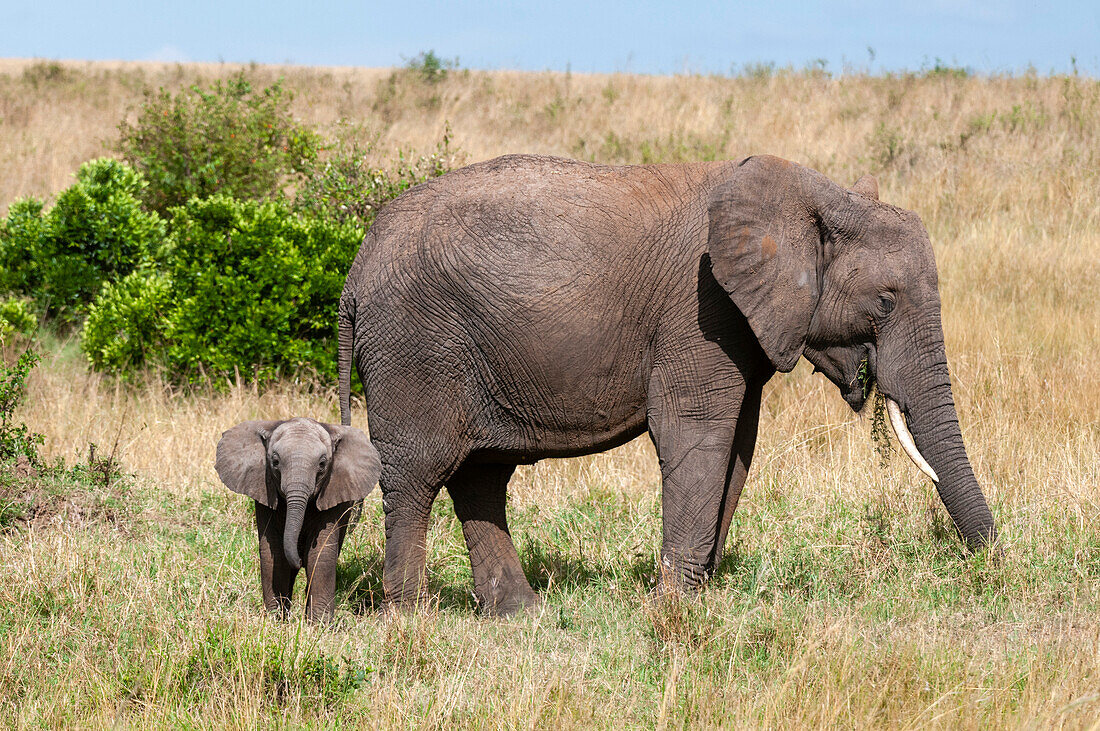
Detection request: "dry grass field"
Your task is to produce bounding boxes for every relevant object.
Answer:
[1,58,1099,728]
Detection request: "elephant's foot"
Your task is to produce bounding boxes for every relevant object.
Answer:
[478,581,540,617]
[264,597,294,620]
[303,596,340,624]
[469,545,540,617]
[655,552,711,597]
[382,588,435,616]
[304,607,335,624]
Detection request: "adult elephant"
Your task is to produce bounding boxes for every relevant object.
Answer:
[338,154,998,615]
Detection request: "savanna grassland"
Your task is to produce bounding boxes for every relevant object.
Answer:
[1,58,1099,728]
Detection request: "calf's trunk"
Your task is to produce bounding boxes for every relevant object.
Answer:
[283,490,310,569]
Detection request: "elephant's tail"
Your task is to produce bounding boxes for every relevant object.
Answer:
[338,293,355,426]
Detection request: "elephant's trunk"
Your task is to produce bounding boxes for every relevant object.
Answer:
[898,350,997,549]
[283,489,310,570]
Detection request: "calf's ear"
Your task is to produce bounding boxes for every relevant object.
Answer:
[215,420,283,508]
[318,424,381,511]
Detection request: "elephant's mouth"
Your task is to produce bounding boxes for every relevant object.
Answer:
[847,345,877,413]
[806,343,875,413]
[831,346,940,483]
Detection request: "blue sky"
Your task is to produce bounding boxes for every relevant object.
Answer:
[2,1,1097,75]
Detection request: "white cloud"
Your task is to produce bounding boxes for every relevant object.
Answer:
[147,45,190,63]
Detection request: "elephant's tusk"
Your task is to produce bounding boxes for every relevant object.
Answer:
[886,398,939,483]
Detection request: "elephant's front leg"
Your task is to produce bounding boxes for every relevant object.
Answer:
[448,462,537,616]
[301,505,353,622]
[709,377,766,571]
[255,503,298,616]
[647,375,744,591]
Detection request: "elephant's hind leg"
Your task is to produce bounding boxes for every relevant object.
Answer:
[447,462,538,616]
[369,374,475,611]
[380,459,449,611]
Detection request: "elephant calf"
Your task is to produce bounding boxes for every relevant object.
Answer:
[215,417,381,621]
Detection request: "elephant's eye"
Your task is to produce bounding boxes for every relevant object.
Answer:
[318,458,327,473]
[878,294,896,315]
[270,453,280,469]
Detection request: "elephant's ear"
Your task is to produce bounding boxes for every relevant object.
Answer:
[317,424,381,511]
[215,420,283,508]
[851,173,879,200]
[707,155,838,372]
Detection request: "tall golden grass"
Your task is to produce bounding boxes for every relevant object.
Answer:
[1,58,1099,727]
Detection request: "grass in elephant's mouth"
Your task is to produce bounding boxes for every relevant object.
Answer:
[3,61,1100,727]
[857,355,872,401]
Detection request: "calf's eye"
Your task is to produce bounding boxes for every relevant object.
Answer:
[879,294,896,314]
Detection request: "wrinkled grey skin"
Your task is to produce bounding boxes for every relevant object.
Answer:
[338,154,998,616]
[215,417,381,621]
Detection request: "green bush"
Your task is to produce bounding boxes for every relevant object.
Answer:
[294,123,454,228]
[81,269,172,373]
[65,109,458,384]
[84,196,363,382]
[0,347,43,465]
[164,196,363,380]
[118,74,321,215]
[0,298,37,346]
[0,199,48,296]
[405,50,459,84]
[0,159,165,321]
